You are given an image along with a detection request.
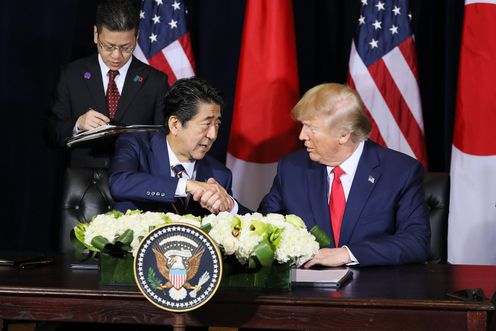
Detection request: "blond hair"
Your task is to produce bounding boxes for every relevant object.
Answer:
[292,83,371,142]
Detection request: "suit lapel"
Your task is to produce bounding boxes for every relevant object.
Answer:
[83,55,107,115]
[340,141,382,245]
[306,162,334,245]
[149,132,171,177]
[195,159,214,183]
[115,57,146,122]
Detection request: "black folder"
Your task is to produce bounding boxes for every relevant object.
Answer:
[66,124,164,147]
[0,251,53,267]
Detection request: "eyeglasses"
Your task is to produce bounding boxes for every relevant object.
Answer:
[97,38,136,54]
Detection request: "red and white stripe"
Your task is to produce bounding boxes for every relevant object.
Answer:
[170,272,187,289]
[135,33,195,86]
[227,0,300,210]
[348,38,428,169]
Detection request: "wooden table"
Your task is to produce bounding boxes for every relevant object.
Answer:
[0,257,494,331]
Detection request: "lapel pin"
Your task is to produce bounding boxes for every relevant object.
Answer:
[368,175,375,184]
[133,75,144,83]
[84,72,91,79]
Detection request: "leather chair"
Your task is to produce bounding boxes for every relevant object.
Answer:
[58,169,450,263]
[423,172,450,264]
[59,168,114,252]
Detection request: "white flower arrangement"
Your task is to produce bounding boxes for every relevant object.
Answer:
[203,212,320,267]
[74,210,320,267]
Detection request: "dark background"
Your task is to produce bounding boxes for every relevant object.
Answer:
[0,0,463,251]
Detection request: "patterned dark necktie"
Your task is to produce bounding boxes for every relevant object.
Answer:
[329,166,346,246]
[171,164,187,214]
[106,70,120,119]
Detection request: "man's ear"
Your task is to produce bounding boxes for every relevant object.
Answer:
[168,116,181,135]
[338,130,352,145]
[93,26,99,45]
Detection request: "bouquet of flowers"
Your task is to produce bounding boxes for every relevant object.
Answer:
[202,212,320,267]
[74,210,325,268]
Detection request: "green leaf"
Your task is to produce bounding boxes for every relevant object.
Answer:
[285,214,306,229]
[91,235,110,251]
[105,210,123,218]
[268,227,282,248]
[201,223,212,233]
[73,223,100,252]
[125,209,142,215]
[254,239,274,267]
[310,225,331,248]
[247,256,258,269]
[147,267,162,290]
[182,214,201,222]
[70,229,95,260]
[73,223,88,244]
[116,229,134,246]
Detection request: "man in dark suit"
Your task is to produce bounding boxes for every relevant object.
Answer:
[48,0,168,168]
[259,83,430,267]
[109,77,248,216]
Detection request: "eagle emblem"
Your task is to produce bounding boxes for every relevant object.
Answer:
[152,245,210,301]
[135,224,222,312]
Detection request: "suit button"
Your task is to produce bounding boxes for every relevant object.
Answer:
[146,191,151,195]
[161,193,165,197]
[151,192,156,196]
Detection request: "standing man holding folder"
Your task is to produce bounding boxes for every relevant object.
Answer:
[48,0,168,168]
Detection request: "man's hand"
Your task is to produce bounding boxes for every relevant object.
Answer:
[302,247,351,268]
[76,109,110,131]
[187,178,233,213]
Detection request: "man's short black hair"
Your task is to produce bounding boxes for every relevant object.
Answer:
[164,77,224,134]
[96,0,140,34]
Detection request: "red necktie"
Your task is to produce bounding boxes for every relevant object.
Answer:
[106,70,120,119]
[329,166,346,246]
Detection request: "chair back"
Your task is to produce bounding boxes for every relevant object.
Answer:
[423,172,450,264]
[59,168,114,252]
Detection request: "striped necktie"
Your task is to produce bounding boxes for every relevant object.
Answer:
[171,164,187,214]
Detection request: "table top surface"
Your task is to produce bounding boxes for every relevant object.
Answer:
[0,256,495,311]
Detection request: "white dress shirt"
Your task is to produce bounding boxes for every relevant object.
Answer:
[166,140,239,214]
[73,55,133,134]
[326,141,365,264]
[97,54,132,95]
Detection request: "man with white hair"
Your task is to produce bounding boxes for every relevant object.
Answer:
[259,83,430,267]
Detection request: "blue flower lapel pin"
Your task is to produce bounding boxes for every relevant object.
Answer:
[84,72,91,79]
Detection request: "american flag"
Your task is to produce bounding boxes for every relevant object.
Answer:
[348,0,427,168]
[134,0,195,86]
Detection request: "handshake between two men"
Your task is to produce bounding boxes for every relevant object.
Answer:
[186,178,234,214]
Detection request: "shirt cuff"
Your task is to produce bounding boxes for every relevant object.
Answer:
[229,197,239,215]
[342,245,359,266]
[73,123,83,135]
[175,178,187,197]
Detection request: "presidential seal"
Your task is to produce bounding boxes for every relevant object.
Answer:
[134,223,222,312]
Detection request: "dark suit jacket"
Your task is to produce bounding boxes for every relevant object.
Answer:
[258,140,431,266]
[48,54,168,168]
[109,131,249,216]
